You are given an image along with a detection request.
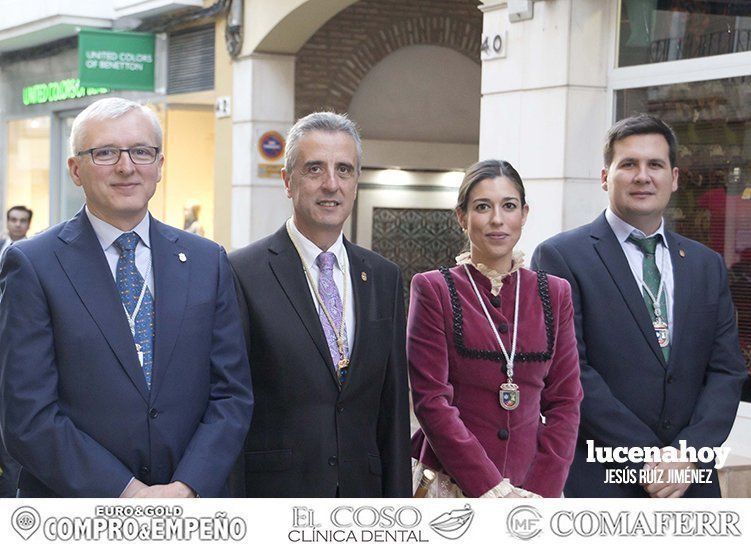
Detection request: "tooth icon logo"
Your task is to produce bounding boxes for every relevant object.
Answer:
[429,504,475,540]
[11,506,41,540]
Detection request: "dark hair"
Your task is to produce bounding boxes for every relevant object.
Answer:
[604,114,678,168]
[456,159,526,214]
[7,205,32,223]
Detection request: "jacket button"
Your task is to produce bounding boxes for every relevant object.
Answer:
[336,404,344,414]
[140,466,150,475]
[149,408,159,419]
[497,323,508,333]
[328,456,338,466]
[490,296,501,308]
[663,419,672,430]
[497,429,509,440]
[666,374,674,384]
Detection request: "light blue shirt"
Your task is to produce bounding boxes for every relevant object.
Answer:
[85,206,154,297]
[605,208,674,337]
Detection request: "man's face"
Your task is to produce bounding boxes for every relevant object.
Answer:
[282,130,358,244]
[602,133,679,230]
[6,210,31,241]
[67,109,163,228]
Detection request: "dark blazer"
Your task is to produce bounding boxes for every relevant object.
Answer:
[409,266,582,497]
[0,209,253,497]
[531,212,747,497]
[229,225,411,498]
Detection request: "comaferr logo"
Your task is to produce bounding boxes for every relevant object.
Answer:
[550,510,741,537]
[506,505,543,540]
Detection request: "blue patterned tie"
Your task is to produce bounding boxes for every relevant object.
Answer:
[316,252,349,382]
[114,232,154,388]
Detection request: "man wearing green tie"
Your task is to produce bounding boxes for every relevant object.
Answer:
[531,114,746,498]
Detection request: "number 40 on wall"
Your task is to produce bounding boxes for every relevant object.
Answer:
[480,31,507,60]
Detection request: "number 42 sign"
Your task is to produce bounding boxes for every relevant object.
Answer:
[481,30,507,60]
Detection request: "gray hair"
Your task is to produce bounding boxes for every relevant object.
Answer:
[285,111,362,174]
[69,97,163,156]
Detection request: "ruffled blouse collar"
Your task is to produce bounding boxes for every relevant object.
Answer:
[455,251,525,296]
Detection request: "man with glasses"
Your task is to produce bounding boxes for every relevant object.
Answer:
[0,97,253,497]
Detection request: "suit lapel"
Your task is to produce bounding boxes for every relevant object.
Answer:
[591,214,667,367]
[343,240,373,391]
[54,211,150,402]
[666,232,690,366]
[268,227,340,387]
[149,218,189,401]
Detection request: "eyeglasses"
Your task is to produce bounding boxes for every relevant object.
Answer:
[76,146,160,165]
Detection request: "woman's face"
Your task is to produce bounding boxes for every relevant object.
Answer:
[457,176,529,270]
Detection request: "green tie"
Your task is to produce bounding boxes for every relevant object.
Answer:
[628,234,670,361]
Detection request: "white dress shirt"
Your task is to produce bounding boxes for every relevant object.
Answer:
[0,237,13,264]
[287,218,356,356]
[605,208,674,338]
[85,206,154,297]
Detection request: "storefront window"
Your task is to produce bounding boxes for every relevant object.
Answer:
[618,0,751,67]
[617,77,751,398]
[6,117,51,233]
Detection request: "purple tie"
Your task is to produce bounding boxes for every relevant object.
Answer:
[316,252,348,371]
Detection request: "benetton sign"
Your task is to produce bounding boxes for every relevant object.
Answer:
[78,29,155,91]
[22,79,109,106]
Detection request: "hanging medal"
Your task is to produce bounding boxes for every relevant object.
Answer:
[652,305,669,348]
[634,247,670,349]
[465,265,521,411]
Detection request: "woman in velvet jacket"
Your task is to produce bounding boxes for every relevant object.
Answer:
[408,159,582,498]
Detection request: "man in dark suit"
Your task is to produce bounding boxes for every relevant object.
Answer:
[0,97,253,498]
[230,112,411,497]
[531,114,746,498]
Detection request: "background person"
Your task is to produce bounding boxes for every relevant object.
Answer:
[0,206,32,267]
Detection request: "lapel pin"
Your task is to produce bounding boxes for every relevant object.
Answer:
[679,249,686,258]
[178,252,187,263]
[361,271,367,282]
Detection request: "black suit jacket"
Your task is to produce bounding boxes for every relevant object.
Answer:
[229,225,411,497]
[531,212,746,497]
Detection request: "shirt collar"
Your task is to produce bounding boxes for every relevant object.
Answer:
[85,206,151,251]
[286,217,345,271]
[605,207,669,248]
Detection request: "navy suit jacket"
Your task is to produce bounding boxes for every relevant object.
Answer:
[531,212,746,497]
[229,226,412,498]
[0,209,253,497]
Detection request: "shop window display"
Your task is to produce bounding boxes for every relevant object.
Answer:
[6,117,50,233]
[619,0,751,67]
[617,77,751,399]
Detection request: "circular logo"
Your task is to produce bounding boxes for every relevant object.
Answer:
[507,505,543,541]
[258,131,285,161]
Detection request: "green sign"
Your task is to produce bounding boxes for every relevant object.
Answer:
[22,79,109,106]
[79,29,155,91]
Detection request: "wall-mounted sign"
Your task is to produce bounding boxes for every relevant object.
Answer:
[78,29,155,91]
[22,78,109,106]
[258,131,285,161]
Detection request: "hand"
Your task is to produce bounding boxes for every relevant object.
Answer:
[120,479,148,498]
[642,450,695,498]
[132,481,197,498]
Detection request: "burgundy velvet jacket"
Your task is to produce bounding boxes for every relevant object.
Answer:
[408,265,582,497]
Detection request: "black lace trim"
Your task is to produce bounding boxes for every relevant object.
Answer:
[440,266,555,365]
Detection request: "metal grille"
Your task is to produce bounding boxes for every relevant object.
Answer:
[167,25,214,94]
